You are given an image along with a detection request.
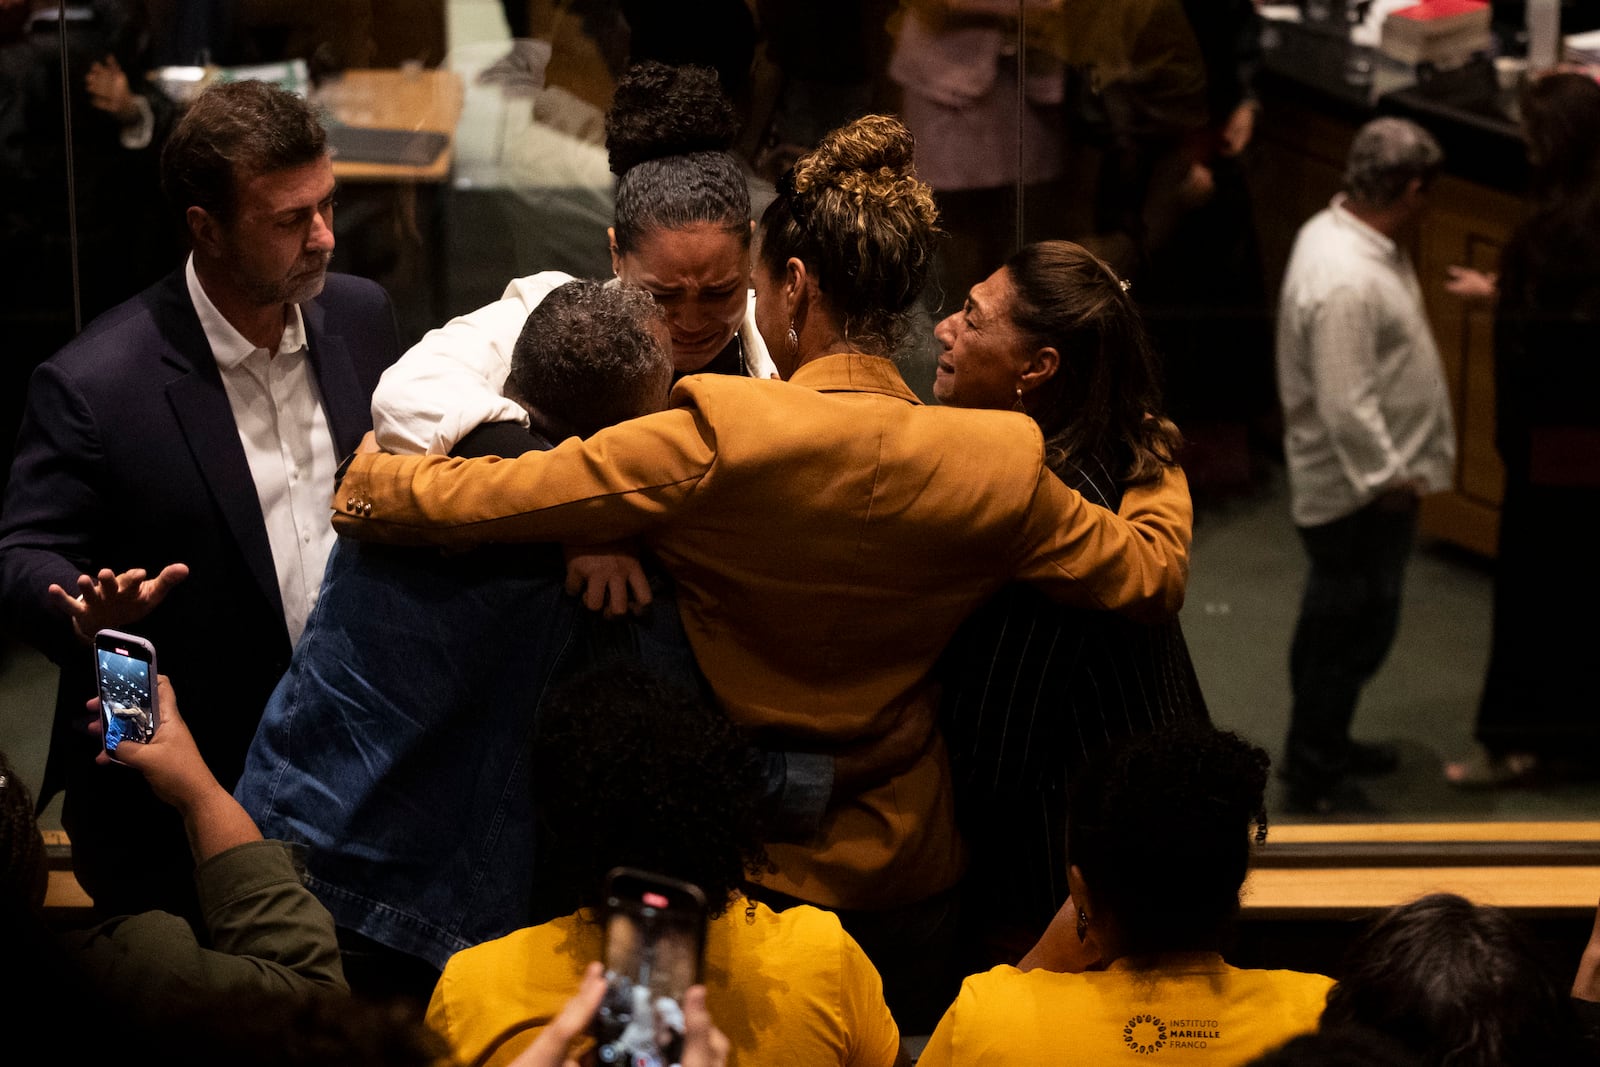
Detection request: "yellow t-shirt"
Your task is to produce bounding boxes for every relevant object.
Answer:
[918,955,1333,1066]
[425,897,900,1067]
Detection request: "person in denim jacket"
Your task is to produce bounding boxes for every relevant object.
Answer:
[235,281,688,1002]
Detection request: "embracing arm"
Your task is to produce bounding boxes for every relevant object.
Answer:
[334,405,715,547]
[1013,462,1192,623]
[369,273,574,455]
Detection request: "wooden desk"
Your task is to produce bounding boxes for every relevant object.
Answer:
[320,68,464,183]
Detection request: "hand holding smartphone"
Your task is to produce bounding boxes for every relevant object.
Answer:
[94,628,158,760]
[591,867,709,1067]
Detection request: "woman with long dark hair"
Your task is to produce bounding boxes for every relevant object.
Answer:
[1447,72,1600,788]
[931,240,1209,965]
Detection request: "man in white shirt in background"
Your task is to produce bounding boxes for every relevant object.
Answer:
[1275,116,1456,815]
[0,78,399,921]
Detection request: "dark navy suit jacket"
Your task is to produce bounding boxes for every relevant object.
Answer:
[0,266,399,917]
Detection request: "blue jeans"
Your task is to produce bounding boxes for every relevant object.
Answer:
[236,537,698,969]
[1283,495,1418,792]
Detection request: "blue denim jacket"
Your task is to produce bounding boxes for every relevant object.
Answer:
[236,534,830,969]
[239,536,554,966]
[237,525,721,969]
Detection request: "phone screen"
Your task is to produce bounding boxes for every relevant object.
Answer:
[95,633,156,752]
[592,869,708,1067]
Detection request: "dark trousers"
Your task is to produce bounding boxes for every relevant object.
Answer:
[1283,496,1418,791]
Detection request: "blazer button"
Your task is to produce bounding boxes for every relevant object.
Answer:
[362,502,373,517]
[346,498,357,512]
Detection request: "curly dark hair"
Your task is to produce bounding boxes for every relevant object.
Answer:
[161,79,327,221]
[605,60,739,175]
[504,280,670,439]
[0,749,48,912]
[1320,893,1583,1067]
[530,666,768,919]
[1067,723,1269,958]
[604,61,750,255]
[758,114,941,355]
[1004,240,1182,487]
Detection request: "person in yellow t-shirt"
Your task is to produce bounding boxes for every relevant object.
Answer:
[424,666,904,1067]
[919,723,1332,1066]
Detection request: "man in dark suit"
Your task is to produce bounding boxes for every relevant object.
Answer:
[0,78,400,921]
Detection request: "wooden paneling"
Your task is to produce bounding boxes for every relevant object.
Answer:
[1413,174,1518,555]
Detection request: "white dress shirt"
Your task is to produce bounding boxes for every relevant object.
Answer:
[186,257,338,646]
[1276,195,1457,528]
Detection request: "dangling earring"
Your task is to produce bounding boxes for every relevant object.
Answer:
[1013,383,1026,412]
[1076,907,1090,943]
[786,320,799,358]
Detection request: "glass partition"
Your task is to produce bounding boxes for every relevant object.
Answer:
[10,0,1600,844]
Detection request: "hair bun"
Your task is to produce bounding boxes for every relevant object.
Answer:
[792,114,914,192]
[791,114,937,230]
[604,60,739,177]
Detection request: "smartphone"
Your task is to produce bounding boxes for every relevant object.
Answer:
[591,867,709,1067]
[94,628,158,759]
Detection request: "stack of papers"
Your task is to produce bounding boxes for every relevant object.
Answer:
[1379,0,1492,69]
[1565,29,1600,67]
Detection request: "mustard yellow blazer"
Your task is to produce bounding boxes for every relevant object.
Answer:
[334,353,1192,910]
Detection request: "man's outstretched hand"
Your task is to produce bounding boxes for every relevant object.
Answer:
[49,564,189,642]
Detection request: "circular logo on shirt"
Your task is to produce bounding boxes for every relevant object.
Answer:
[1124,1014,1168,1055]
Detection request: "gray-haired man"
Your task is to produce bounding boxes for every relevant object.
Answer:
[1275,117,1457,814]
